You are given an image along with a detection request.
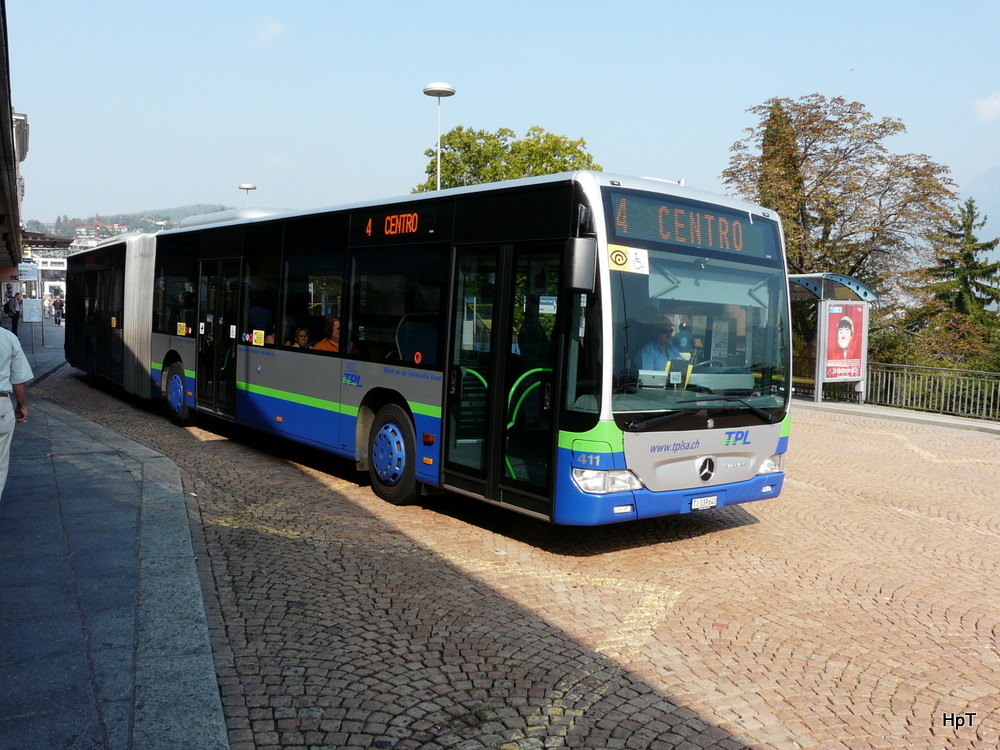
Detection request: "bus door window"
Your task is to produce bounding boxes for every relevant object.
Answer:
[197,257,242,417]
[562,290,601,423]
[503,250,561,491]
[446,252,497,477]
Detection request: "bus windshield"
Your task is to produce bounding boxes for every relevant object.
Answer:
[607,205,790,423]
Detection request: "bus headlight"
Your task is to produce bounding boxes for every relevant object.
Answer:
[757,453,785,475]
[572,468,644,494]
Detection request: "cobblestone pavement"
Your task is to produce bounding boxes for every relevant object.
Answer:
[33,365,1000,749]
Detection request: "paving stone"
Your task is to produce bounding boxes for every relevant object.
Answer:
[33,366,1000,749]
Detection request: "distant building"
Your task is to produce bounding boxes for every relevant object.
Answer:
[22,231,72,298]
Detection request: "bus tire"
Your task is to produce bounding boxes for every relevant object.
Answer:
[84,348,99,388]
[368,404,418,505]
[164,362,193,426]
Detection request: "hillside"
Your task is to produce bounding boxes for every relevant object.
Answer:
[25,204,232,237]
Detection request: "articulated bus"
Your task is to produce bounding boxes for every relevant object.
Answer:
[65,171,791,526]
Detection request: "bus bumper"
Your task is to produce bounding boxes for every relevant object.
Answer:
[553,471,784,526]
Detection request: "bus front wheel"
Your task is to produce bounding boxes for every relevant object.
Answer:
[164,362,193,426]
[368,404,418,505]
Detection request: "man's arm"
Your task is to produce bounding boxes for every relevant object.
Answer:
[12,382,27,422]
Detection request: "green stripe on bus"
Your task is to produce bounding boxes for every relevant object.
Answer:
[558,421,625,452]
[236,381,359,416]
[408,401,442,419]
[781,412,791,436]
[153,362,194,379]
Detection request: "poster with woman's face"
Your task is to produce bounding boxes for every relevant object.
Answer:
[825,303,866,381]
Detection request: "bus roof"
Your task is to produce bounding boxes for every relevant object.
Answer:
[160,171,776,235]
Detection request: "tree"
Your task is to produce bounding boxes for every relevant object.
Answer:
[921,197,1000,319]
[723,95,956,298]
[413,125,601,192]
[757,101,806,263]
[877,198,1000,371]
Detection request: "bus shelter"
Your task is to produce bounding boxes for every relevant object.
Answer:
[788,273,878,404]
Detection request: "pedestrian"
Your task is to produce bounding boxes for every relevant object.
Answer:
[6,292,21,336]
[52,296,64,326]
[42,297,51,319]
[0,325,32,498]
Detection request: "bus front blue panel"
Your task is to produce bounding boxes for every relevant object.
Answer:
[552,447,784,526]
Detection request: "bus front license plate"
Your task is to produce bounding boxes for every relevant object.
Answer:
[691,495,718,510]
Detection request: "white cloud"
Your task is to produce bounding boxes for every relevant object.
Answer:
[256,17,287,45]
[974,92,1000,122]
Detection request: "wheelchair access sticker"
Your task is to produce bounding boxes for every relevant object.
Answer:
[609,244,649,275]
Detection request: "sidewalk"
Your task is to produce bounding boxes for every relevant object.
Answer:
[0,316,227,750]
[793,394,1000,435]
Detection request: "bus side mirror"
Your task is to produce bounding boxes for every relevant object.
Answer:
[566,237,596,293]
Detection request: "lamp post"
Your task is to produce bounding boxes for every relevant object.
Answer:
[422,82,455,190]
[238,183,257,207]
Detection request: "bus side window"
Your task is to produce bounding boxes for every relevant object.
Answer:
[282,213,349,352]
[350,247,446,367]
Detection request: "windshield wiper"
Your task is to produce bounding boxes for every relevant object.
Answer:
[676,395,782,424]
[627,410,687,432]
[626,396,782,432]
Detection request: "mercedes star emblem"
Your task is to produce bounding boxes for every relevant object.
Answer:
[698,457,716,482]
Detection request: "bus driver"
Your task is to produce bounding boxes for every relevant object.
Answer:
[640,320,680,370]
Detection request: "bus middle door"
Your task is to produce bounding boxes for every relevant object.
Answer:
[443,244,563,518]
[196,259,241,418]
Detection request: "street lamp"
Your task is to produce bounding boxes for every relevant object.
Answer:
[423,82,455,190]
[238,183,257,207]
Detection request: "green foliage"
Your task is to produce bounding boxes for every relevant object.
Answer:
[920,197,1000,319]
[413,126,601,192]
[758,101,805,261]
[888,197,1000,371]
[870,311,1000,371]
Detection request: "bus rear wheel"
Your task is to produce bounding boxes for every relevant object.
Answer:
[164,362,193,426]
[368,404,418,505]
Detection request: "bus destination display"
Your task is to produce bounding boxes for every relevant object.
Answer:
[352,207,436,245]
[608,190,780,260]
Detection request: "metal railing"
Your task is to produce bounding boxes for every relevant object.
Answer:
[866,363,1000,421]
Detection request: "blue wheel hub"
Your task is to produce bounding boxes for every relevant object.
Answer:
[167,372,185,414]
[372,422,406,485]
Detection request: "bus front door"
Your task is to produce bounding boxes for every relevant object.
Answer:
[196,260,241,418]
[443,244,562,518]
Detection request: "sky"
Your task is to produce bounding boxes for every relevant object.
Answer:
[9,0,1000,232]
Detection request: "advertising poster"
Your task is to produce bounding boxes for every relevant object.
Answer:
[23,298,43,323]
[824,302,867,381]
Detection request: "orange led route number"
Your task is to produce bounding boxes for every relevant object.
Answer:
[366,212,420,237]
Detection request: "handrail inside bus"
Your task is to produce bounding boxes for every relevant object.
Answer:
[504,368,553,481]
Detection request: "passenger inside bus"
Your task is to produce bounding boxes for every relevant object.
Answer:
[287,327,311,348]
[311,316,358,354]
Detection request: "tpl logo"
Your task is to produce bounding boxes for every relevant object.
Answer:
[723,430,752,446]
